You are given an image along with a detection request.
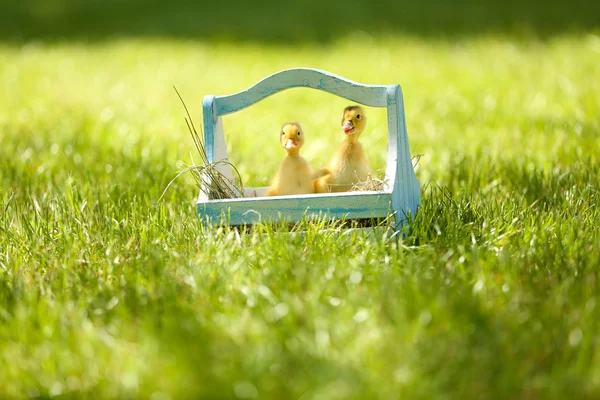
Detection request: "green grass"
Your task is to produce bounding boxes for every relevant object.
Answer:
[1,7,600,399]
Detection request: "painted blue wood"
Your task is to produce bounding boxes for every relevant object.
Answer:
[202,95,217,164]
[198,68,421,232]
[215,68,389,116]
[198,191,392,226]
[202,95,236,192]
[386,85,420,230]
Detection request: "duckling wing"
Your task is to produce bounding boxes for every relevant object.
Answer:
[310,167,331,180]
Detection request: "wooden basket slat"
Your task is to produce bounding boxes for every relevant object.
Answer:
[198,68,420,231]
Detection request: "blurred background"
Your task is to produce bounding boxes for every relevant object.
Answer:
[1,2,600,399]
[2,0,599,42]
[1,0,598,189]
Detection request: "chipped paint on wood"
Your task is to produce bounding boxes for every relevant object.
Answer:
[198,68,420,231]
[215,68,389,116]
[198,191,393,226]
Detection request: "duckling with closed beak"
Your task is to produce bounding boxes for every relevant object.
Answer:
[265,122,315,196]
[315,105,371,193]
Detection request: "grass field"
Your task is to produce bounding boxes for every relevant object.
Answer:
[1,1,600,398]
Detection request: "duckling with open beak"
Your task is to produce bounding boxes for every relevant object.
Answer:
[315,105,371,193]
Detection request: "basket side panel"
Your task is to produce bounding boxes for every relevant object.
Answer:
[197,192,393,226]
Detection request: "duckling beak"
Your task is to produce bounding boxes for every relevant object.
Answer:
[342,120,354,134]
[284,138,297,149]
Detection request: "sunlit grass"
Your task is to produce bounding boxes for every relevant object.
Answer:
[1,32,599,398]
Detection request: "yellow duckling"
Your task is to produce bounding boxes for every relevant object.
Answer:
[265,122,315,196]
[315,105,371,193]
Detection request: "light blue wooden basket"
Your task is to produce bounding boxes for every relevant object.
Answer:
[198,68,420,231]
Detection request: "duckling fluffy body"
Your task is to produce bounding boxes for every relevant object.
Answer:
[265,122,315,197]
[315,106,371,193]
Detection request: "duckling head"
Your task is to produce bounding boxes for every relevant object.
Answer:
[341,105,367,139]
[280,122,305,155]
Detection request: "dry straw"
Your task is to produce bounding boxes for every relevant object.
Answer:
[159,88,244,202]
[348,155,422,192]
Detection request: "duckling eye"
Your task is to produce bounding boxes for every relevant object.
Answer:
[356,114,361,119]
[281,131,285,135]
[297,131,301,136]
